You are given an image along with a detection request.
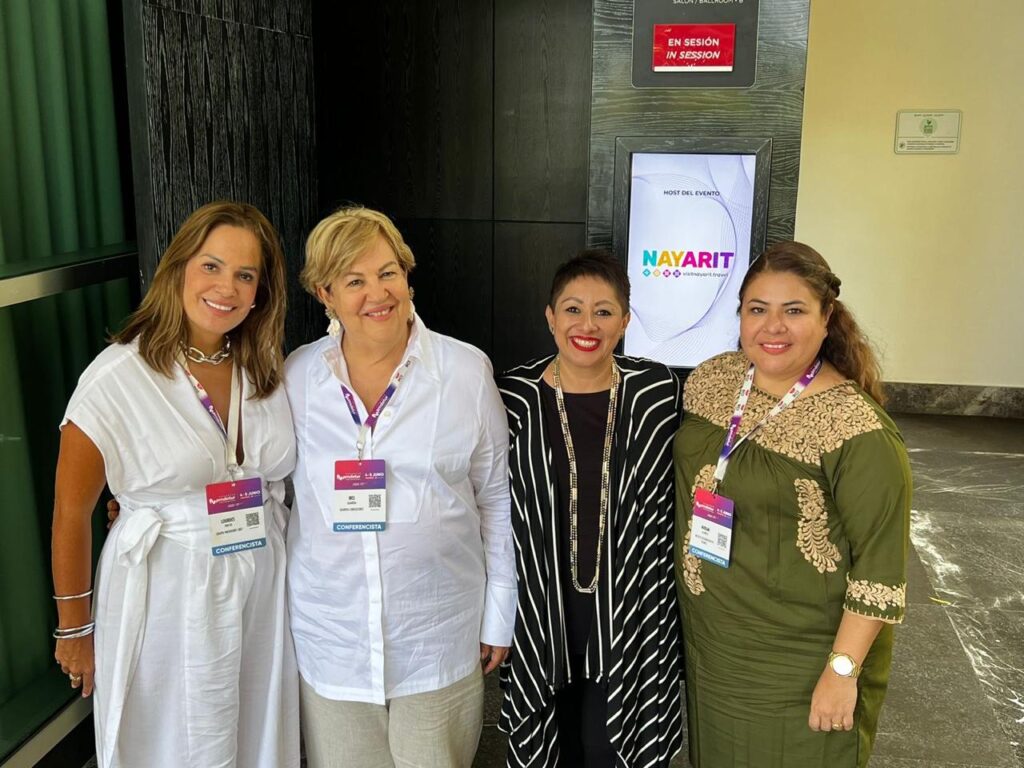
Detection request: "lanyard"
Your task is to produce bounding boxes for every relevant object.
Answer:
[712,358,822,490]
[340,358,414,460]
[180,359,243,472]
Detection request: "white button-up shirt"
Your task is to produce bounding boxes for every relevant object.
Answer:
[285,317,516,704]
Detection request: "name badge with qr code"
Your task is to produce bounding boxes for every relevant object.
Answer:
[689,488,734,568]
[206,476,267,556]
[333,459,387,532]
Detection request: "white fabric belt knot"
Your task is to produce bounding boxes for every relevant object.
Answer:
[99,500,236,767]
[114,506,164,568]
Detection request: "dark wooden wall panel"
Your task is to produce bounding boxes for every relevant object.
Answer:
[587,0,810,247]
[313,0,593,365]
[126,0,318,349]
[492,222,586,372]
[315,1,493,221]
[127,0,807,359]
[146,0,312,35]
[494,0,592,223]
[398,219,493,354]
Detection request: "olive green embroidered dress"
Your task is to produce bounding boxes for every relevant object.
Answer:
[674,352,912,768]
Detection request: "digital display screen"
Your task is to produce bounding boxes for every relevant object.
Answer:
[624,151,756,368]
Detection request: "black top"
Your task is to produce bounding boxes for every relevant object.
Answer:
[540,381,610,655]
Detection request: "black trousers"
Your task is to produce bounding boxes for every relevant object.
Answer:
[555,658,616,768]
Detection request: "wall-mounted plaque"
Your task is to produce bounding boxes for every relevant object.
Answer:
[633,0,760,88]
[895,110,962,154]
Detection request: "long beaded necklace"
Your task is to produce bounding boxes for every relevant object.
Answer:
[553,355,620,594]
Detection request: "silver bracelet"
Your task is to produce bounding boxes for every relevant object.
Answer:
[53,589,93,601]
[54,626,95,640]
[53,622,96,640]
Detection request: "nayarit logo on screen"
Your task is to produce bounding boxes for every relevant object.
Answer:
[641,249,735,277]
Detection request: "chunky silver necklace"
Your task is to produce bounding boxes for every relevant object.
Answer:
[182,337,232,365]
[553,355,620,594]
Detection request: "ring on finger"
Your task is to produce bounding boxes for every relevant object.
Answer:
[69,673,82,683]
[831,722,843,729]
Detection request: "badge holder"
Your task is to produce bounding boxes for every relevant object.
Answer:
[333,459,387,531]
[690,488,734,567]
[331,359,412,533]
[207,476,267,555]
[688,359,822,569]
[182,359,268,556]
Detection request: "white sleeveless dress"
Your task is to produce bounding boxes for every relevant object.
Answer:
[62,341,299,768]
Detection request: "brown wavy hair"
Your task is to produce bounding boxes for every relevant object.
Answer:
[739,241,886,404]
[113,201,287,398]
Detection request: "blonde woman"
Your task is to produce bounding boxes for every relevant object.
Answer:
[285,206,515,768]
[52,202,299,767]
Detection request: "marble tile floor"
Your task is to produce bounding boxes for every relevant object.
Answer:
[475,414,1024,768]
[80,414,1022,768]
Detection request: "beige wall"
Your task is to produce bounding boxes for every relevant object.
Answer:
[795,1,1024,387]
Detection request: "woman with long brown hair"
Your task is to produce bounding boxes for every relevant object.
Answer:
[674,241,911,768]
[51,202,299,767]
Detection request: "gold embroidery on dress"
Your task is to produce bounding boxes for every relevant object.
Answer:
[794,478,841,573]
[682,518,705,596]
[845,575,906,612]
[754,390,883,464]
[685,351,885,466]
[693,463,715,497]
[682,464,715,596]
[684,352,749,427]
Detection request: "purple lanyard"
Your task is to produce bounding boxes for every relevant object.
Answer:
[340,358,414,459]
[180,361,242,470]
[181,364,228,437]
[712,358,822,489]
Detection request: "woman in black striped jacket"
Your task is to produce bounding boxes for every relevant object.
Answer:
[497,250,684,767]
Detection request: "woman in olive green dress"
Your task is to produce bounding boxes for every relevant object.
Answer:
[674,241,912,768]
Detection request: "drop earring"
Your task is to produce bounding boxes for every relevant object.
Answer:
[325,306,341,337]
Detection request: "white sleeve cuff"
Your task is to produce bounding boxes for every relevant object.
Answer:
[480,581,517,647]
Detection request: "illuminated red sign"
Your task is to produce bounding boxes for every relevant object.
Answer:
[652,24,736,72]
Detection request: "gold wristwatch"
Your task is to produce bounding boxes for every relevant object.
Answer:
[828,652,861,678]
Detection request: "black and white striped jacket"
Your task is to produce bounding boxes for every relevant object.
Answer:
[497,355,684,767]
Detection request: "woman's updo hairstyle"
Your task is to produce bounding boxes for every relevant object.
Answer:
[739,241,886,404]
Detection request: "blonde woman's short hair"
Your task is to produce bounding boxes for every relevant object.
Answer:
[301,206,415,297]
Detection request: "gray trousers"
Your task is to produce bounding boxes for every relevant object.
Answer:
[300,667,484,768]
